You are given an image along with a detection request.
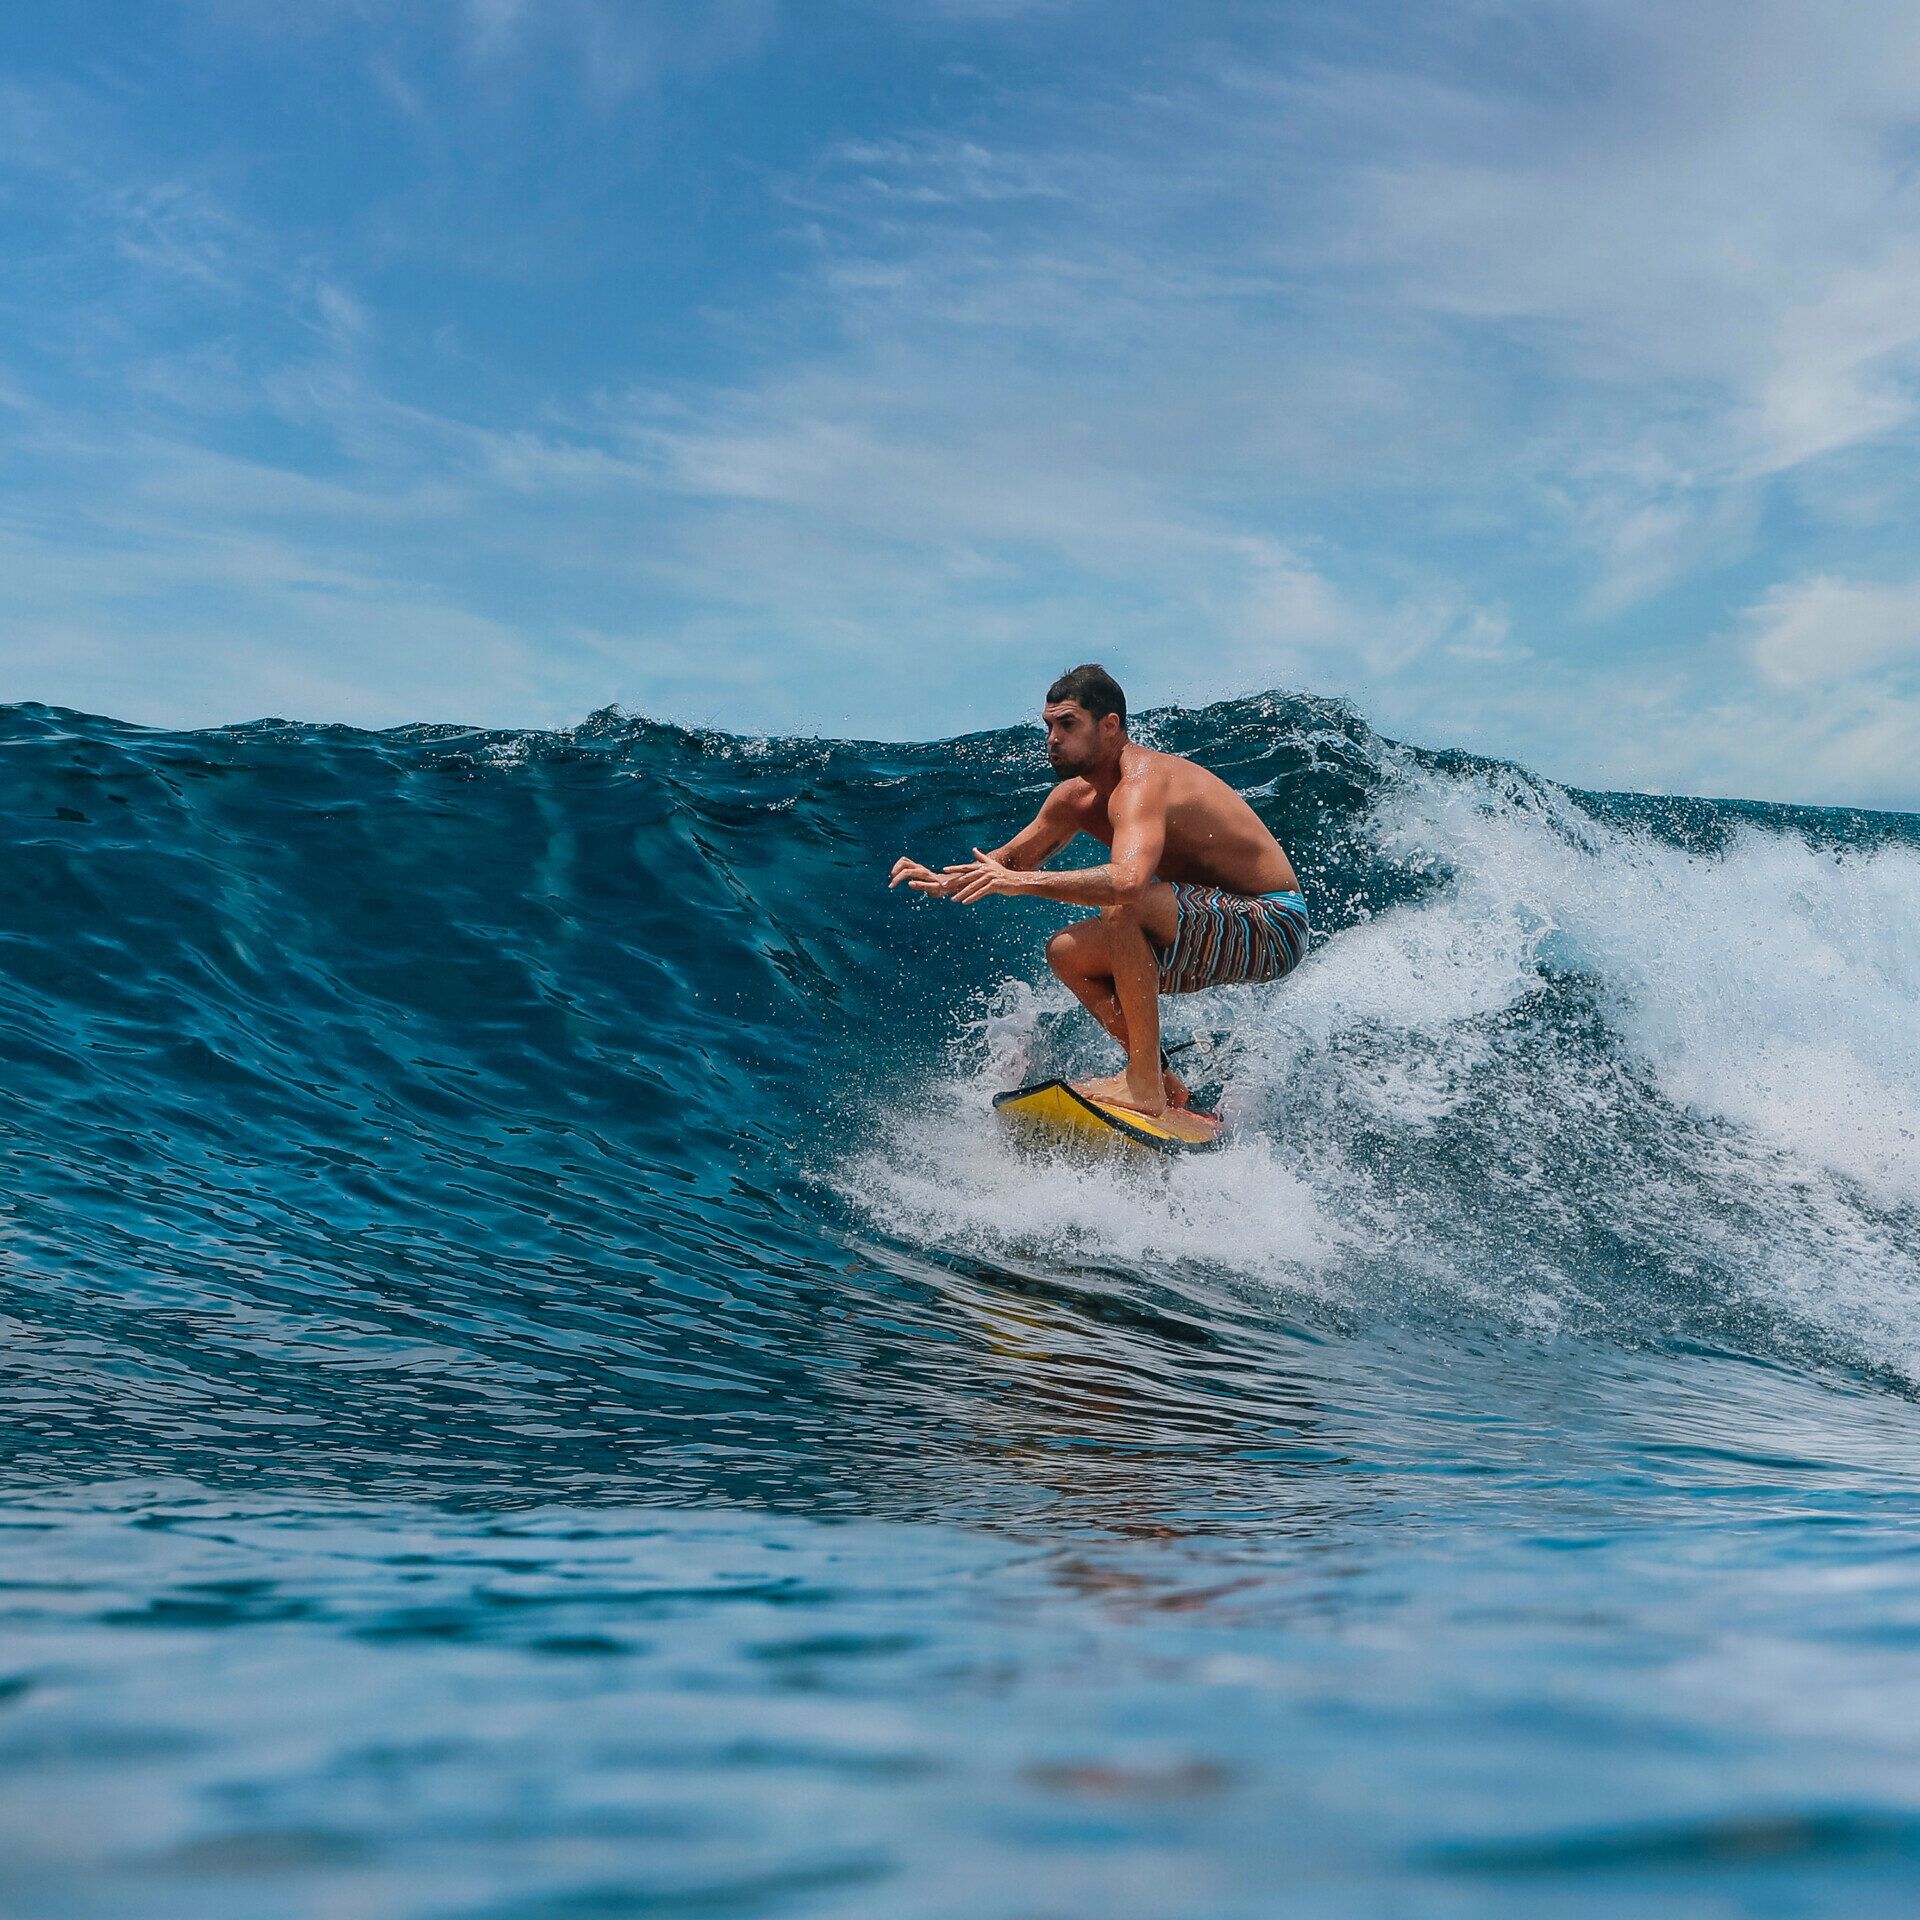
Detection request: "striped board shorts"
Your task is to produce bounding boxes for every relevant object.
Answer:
[1154,886,1310,997]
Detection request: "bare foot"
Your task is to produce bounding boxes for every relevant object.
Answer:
[1073,1070,1169,1118]
[1163,1070,1220,1122]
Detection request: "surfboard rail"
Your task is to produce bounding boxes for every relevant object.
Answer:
[992,1079,1224,1155]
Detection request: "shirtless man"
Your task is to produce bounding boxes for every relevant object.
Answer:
[888,664,1309,1118]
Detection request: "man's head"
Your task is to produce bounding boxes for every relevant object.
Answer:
[1042,664,1128,777]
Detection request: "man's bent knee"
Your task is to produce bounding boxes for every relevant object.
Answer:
[1047,922,1100,977]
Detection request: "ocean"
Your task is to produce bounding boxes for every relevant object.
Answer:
[3,690,1918,1918]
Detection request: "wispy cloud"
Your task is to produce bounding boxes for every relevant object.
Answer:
[3,4,1919,805]
[1286,2,1920,604]
[1715,569,1920,803]
[1746,573,1920,692]
[452,0,779,98]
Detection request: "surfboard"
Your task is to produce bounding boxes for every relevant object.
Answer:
[992,1079,1224,1155]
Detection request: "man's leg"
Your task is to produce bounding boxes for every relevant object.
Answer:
[1044,883,1184,1114]
[1044,921,1127,1047]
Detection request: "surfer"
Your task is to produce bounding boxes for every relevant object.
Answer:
[889,665,1308,1119]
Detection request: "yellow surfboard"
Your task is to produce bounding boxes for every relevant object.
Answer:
[992,1079,1224,1155]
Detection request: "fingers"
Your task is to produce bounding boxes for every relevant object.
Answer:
[945,851,1011,903]
[894,854,1005,903]
[893,857,962,898]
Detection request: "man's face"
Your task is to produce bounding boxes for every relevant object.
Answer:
[1043,700,1109,777]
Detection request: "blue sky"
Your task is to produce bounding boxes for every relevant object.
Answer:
[3,2,1919,806]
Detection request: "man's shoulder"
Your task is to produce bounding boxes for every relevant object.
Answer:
[1040,774,1100,811]
[1139,744,1231,794]
[1118,743,1187,789]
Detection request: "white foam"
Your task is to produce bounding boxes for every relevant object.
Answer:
[840,753,1920,1372]
[840,1049,1353,1296]
[1364,764,1920,1211]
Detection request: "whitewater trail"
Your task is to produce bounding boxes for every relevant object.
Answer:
[843,737,1920,1386]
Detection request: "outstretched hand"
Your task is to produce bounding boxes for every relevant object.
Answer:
[943,848,1017,904]
[888,855,956,896]
[888,850,1017,902]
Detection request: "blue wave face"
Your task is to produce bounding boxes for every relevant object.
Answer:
[0,694,1382,1499]
[6,693,1920,1917]
[3,692,1918,1509]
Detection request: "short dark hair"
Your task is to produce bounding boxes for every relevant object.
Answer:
[1046,664,1127,727]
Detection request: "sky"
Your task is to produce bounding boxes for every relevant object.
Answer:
[3,1,1919,808]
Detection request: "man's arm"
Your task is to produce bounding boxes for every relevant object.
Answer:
[946,773,1166,907]
[888,784,1080,895]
